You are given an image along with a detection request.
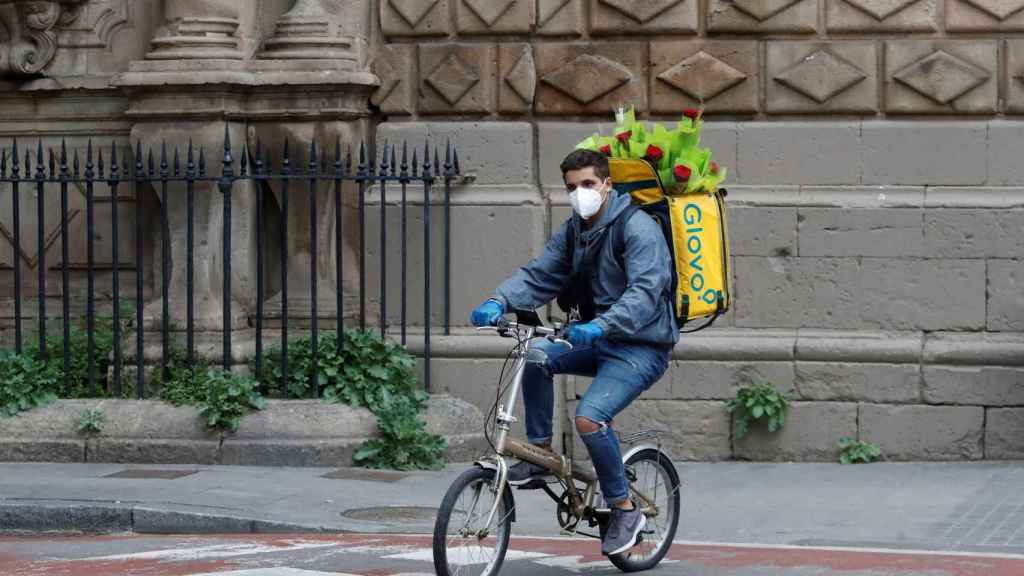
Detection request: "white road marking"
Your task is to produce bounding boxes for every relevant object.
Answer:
[192,569,356,576]
[532,555,679,574]
[670,539,1024,560]
[385,547,550,565]
[81,541,339,562]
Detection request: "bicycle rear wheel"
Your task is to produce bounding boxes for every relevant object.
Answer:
[433,466,513,576]
[609,448,681,572]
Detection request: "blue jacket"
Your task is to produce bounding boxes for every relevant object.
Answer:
[494,190,679,346]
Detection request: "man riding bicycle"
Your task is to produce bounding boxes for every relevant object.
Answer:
[470,148,678,557]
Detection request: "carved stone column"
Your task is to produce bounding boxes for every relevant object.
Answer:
[259,0,357,64]
[145,0,242,60]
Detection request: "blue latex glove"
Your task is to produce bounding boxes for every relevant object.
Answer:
[566,322,604,347]
[470,299,504,327]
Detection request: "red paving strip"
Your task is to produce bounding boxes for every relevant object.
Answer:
[1,533,1024,575]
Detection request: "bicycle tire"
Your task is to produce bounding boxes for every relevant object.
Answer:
[609,448,681,573]
[433,466,514,576]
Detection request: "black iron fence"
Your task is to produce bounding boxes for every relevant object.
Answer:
[0,126,459,397]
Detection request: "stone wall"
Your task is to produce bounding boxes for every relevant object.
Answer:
[0,0,1023,461]
[371,0,1024,461]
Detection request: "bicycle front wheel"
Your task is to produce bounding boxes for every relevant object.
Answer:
[433,466,513,576]
[609,448,681,573]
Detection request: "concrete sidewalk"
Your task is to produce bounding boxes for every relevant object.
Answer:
[1,461,1023,556]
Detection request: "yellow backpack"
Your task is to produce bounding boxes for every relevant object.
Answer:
[610,158,731,331]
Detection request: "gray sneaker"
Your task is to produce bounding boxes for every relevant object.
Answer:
[506,460,553,487]
[602,501,646,556]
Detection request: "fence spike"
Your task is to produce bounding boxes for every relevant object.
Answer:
[97,148,104,179]
[24,147,31,176]
[400,141,408,177]
[358,141,366,175]
[254,140,263,174]
[161,141,169,173]
[320,140,327,174]
[434,147,440,180]
[187,139,195,172]
[333,136,341,174]
[390,141,397,177]
[412,148,418,177]
[61,138,68,168]
[48,148,55,178]
[1,147,6,178]
[110,141,118,176]
[240,144,248,176]
[122,146,130,181]
[223,122,232,157]
[148,148,155,177]
[36,139,43,165]
[73,149,80,177]
[173,146,181,176]
[453,148,461,175]
[445,139,452,176]
[283,138,291,169]
[422,139,432,179]
[198,146,206,177]
[345,145,352,175]
[380,140,390,174]
[11,138,19,175]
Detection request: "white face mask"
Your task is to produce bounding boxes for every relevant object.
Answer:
[569,185,605,219]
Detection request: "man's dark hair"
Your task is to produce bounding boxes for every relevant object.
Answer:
[560,149,609,181]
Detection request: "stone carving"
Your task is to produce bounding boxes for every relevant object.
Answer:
[651,41,758,112]
[457,0,531,33]
[426,51,480,105]
[829,0,936,32]
[535,42,644,114]
[733,0,802,21]
[658,50,746,102]
[893,50,990,105]
[146,0,242,60]
[600,0,681,23]
[499,43,535,113]
[383,0,448,36]
[372,44,415,114]
[775,49,866,104]
[885,40,997,113]
[962,0,1024,20]
[56,0,128,49]
[708,0,817,33]
[767,41,877,112]
[259,0,357,62]
[537,0,579,35]
[418,43,494,113]
[391,0,438,27]
[0,0,86,77]
[464,0,515,26]
[541,53,632,105]
[842,0,918,20]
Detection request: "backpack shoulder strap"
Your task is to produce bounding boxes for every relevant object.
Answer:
[611,204,640,266]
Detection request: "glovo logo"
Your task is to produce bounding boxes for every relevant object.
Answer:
[683,203,719,305]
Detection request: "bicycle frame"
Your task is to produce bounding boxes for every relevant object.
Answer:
[475,320,659,537]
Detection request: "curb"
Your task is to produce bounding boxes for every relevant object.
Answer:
[0,500,403,535]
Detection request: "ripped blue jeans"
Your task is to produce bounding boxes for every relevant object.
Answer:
[522,337,671,506]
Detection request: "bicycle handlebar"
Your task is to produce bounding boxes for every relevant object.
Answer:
[475,317,573,349]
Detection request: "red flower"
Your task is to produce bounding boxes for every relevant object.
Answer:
[600,145,612,156]
[645,145,664,164]
[674,165,692,182]
[683,108,701,120]
[710,161,720,175]
[615,131,632,143]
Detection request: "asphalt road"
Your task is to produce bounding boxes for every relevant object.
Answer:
[3,532,1024,576]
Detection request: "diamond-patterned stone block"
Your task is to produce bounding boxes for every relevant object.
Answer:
[828,0,937,32]
[650,41,758,113]
[499,44,536,113]
[535,42,645,115]
[1002,40,1024,113]
[767,42,878,113]
[457,0,533,34]
[382,0,450,36]
[885,41,997,114]
[708,0,817,33]
[590,0,697,35]
[419,43,496,114]
[537,0,583,35]
[948,0,1024,31]
[372,44,416,115]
